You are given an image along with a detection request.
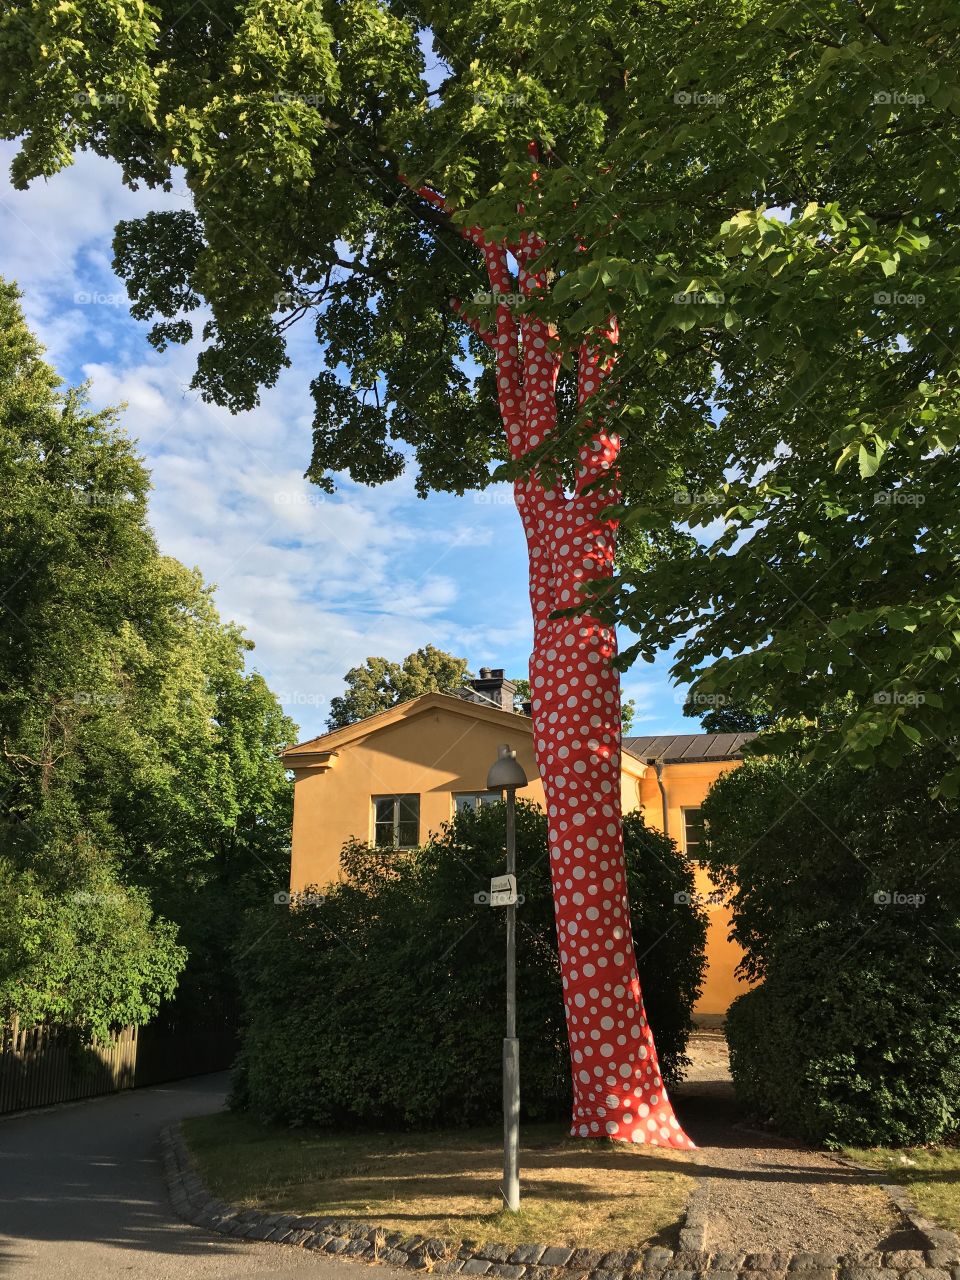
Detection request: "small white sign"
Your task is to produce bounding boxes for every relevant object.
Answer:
[489,874,518,906]
[473,875,524,907]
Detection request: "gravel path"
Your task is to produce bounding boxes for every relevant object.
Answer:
[673,1032,926,1254]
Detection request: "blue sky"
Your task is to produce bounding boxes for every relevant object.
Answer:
[0,144,696,742]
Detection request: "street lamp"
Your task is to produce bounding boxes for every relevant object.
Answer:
[487,743,528,1213]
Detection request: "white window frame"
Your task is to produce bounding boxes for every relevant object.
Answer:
[453,790,502,817]
[372,794,420,849]
[681,805,705,857]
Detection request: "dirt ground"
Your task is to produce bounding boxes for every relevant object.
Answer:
[673,1031,924,1254]
[183,1113,695,1249]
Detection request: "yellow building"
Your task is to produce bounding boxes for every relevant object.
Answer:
[283,670,753,1019]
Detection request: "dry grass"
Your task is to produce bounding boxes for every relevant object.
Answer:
[182,1113,696,1248]
[846,1146,960,1233]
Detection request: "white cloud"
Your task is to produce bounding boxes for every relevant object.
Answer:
[0,143,693,740]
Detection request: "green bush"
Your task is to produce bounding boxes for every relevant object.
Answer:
[704,746,960,1146]
[231,802,706,1129]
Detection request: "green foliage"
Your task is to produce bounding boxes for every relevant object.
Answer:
[232,802,706,1128]
[326,645,470,730]
[511,676,531,713]
[681,694,773,734]
[702,746,960,1146]
[726,938,960,1150]
[0,0,717,515]
[0,281,296,1039]
[4,0,958,774]
[580,5,960,787]
[0,863,185,1044]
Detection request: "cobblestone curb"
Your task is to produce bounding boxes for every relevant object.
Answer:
[677,1168,709,1253]
[160,1124,960,1280]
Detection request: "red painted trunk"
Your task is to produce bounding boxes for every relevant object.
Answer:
[520,488,690,1147]
[513,316,691,1148]
[413,182,692,1147]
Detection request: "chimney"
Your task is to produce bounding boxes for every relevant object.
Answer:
[467,667,517,714]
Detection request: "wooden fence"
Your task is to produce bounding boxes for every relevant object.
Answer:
[0,1017,138,1114]
[0,1012,238,1114]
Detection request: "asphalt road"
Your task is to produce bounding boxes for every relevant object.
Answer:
[0,1072,404,1279]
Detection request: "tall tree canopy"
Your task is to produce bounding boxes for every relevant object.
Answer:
[0,0,717,502]
[327,645,470,728]
[3,0,958,1127]
[0,281,296,1039]
[2,1,955,786]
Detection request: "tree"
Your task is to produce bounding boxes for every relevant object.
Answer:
[511,677,531,713]
[699,741,960,1145]
[486,1,960,791]
[0,281,296,1038]
[0,0,724,1143]
[327,646,469,729]
[682,694,774,735]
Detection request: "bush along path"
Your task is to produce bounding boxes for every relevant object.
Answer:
[162,1121,960,1280]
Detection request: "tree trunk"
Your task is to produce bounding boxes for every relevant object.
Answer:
[519,483,691,1147]
[418,187,693,1147]
[513,314,691,1148]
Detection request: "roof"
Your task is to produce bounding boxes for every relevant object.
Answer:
[282,692,534,765]
[283,691,648,775]
[623,732,756,763]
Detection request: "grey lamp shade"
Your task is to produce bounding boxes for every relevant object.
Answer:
[487,744,529,791]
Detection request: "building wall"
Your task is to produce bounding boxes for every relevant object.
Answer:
[289,707,543,890]
[288,703,752,1020]
[636,760,753,1020]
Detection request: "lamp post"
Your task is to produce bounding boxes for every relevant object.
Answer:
[487,743,528,1213]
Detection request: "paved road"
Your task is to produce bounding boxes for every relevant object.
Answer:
[0,1073,403,1279]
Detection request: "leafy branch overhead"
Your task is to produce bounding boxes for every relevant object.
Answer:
[2,0,959,779]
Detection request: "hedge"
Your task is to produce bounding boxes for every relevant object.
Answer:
[703,745,960,1146]
[231,801,707,1130]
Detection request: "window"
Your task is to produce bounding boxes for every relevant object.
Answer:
[682,807,705,856]
[454,791,502,817]
[373,795,420,848]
